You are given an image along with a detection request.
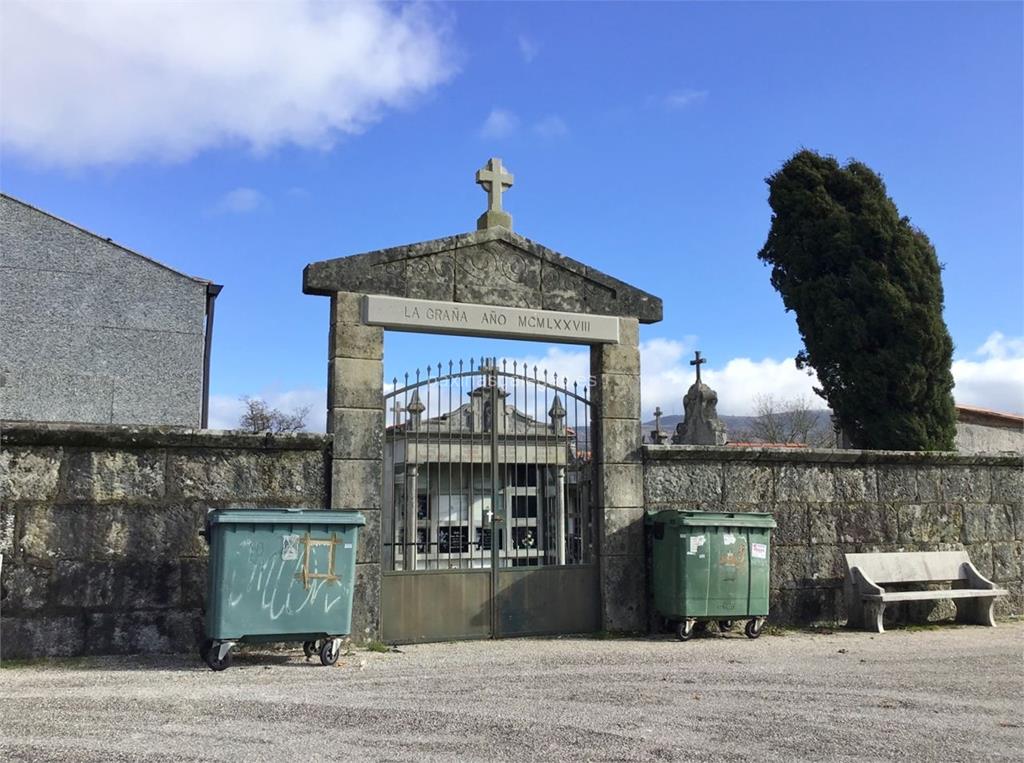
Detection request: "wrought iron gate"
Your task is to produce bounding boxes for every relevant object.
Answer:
[380,357,600,642]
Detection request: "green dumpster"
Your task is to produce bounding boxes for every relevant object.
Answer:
[648,510,776,641]
[201,508,365,670]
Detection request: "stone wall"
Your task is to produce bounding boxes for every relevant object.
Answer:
[642,445,1023,626]
[0,423,330,659]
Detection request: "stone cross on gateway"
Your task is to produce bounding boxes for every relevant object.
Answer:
[475,157,514,231]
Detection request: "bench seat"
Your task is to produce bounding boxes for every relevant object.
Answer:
[863,588,1008,603]
[844,551,1008,633]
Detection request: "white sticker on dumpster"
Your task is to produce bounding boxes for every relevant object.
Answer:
[688,534,706,554]
[723,533,736,545]
[751,542,767,560]
[281,534,301,561]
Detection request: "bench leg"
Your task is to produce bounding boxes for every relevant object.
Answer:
[864,601,885,633]
[844,588,864,629]
[954,596,996,627]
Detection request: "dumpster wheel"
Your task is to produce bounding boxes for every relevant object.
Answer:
[745,618,764,639]
[201,639,234,671]
[303,640,321,659]
[675,620,697,641]
[717,620,734,632]
[319,638,341,666]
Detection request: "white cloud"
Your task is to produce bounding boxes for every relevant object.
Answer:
[952,332,1024,414]
[663,89,708,110]
[212,187,266,215]
[533,115,568,139]
[638,339,821,418]
[208,389,326,432]
[518,35,539,63]
[475,339,821,419]
[1,1,455,166]
[975,331,1024,361]
[700,358,820,416]
[479,108,519,139]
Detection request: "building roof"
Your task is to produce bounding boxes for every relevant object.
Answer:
[387,385,569,438]
[1,192,214,286]
[955,404,1024,429]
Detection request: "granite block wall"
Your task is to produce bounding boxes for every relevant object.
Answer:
[643,446,1023,627]
[0,423,330,659]
[4,422,1019,658]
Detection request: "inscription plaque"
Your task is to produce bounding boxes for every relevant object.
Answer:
[363,295,619,344]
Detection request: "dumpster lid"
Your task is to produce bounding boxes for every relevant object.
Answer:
[207,509,366,527]
[649,510,776,529]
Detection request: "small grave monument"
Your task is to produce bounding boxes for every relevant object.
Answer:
[648,406,670,444]
[672,351,728,446]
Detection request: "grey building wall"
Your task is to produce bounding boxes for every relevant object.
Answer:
[955,407,1023,454]
[0,194,211,427]
[956,422,1023,454]
[0,423,331,659]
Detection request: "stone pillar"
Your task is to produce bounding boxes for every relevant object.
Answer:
[591,317,645,631]
[327,291,384,641]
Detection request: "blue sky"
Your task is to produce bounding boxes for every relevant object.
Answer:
[2,1,1021,428]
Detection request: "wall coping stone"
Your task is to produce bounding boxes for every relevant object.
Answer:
[643,444,1021,468]
[0,421,331,452]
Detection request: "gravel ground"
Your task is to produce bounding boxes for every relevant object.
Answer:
[2,623,1022,761]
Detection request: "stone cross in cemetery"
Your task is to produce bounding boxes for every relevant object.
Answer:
[673,350,728,446]
[690,350,706,383]
[649,406,669,444]
[475,157,515,231]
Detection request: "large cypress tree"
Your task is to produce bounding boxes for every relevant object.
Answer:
[758,150,957,450]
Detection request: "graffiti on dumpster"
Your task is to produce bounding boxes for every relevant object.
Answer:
[228,534,347,620]
[718,540,747,569]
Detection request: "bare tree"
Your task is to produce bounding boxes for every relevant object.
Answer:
[238,397,310,434]
[738,394,835,447]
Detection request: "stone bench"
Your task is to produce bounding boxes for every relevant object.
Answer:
[844,551,1008,633]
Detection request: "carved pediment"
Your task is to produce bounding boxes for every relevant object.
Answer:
[303,227,662,323]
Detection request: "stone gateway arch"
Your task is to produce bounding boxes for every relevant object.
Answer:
[302,159,662,642]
